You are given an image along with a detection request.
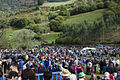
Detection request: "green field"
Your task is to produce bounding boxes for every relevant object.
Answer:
[41,32,60,43]
[64,9,106,24]
[42,0,77,7]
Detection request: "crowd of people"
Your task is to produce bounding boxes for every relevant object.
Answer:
[0,45,120,80]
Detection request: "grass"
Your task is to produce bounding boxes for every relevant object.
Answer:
[85,74,103,80]
[64,9,106,24]
[42,0,77,7]
[4,28,22,39]
[41,32,60,43]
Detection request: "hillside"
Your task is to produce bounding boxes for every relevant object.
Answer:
[0,0,120,48]
[64,9,105,24]
[0,0,37,12]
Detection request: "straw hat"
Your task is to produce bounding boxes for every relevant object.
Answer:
[61,69,71,76]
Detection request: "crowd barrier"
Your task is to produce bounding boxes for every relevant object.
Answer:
[36,72,61,80]
[0,77,6,80]
[0,72,62,80]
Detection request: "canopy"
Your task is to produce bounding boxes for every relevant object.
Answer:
[80,47,96,52]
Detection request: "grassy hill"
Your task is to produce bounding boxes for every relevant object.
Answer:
[41,32,60,43]
[42,0,77,7]
[64,9,105,24]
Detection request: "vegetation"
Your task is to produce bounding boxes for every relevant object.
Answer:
[0,0,120,48]
[11,29,36,49]
[38,0,45,5]
[64,9,105,24]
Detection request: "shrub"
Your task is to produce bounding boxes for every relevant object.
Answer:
[34,34,42,40]
[34,17,41,24]
[56,36,73,44]
[70,4,90,15]
[59,5,70,16]
[38,0,45,5]
[49,20,60,32]
[27,24,41,33]
[0,19,9,28]
[89,4,97,11]
[55,16,64,22]
[10,17,29,28]
[35,6,40,10]
[97,2,104,9]
[48,12,58,20]
[11,29,36,49]
[49,19,63,32]
[73,37,82,44]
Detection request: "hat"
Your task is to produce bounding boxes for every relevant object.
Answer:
[61,69,71,76]
[104,72,110,79]
[116,60,119,64]
[79,72,85,78]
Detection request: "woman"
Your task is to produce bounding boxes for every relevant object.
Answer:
[21,68,36,80]
[76,64,83,74]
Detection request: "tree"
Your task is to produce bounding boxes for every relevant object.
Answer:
[49,19,62,32]
[49,16,64,32]
[48,12,58,20]
[97,2,104,9]
[0,19,8,28]
[38,0,45,5]
[59,6,70,16]
[0,29,11,48]
[11,29,36,49]
[73,37,82,44]
[10,18,29,28]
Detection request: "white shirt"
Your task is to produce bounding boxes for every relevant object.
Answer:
[70,74,77,80]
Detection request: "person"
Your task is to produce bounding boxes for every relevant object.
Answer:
[8,71,18,80]
[69,68,77,80]
[76,64,83,74]
[86,60,92,75]
[99,58,105,74]
[2,59,8,74]
[44,71,52,80]
[0,65,3,77]
[49,65,55,72]
[19,59,24,71]
[89,74,97,80]
[61,69,71,80]
[102,72,112,80]
[9,63,19,73]
[21,68,36,80]
[78,72,86,80]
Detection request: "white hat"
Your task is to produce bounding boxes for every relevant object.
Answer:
[116,60,119,64]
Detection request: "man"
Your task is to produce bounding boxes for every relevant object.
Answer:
[44,71,52,80]
[19,59,24,70]
[89,74,97,80]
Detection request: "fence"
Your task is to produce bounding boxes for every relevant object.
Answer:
[0,72,62,80]
[0,77,6,80]
[36,72,61,80]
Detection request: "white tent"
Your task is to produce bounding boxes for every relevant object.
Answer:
[80,47,96,54]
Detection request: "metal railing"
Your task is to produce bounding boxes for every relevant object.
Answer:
[0,77,6,80]
[0,72,61,80]
[36,72,61,80]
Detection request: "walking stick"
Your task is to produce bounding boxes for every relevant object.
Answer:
[3,65,4,80]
